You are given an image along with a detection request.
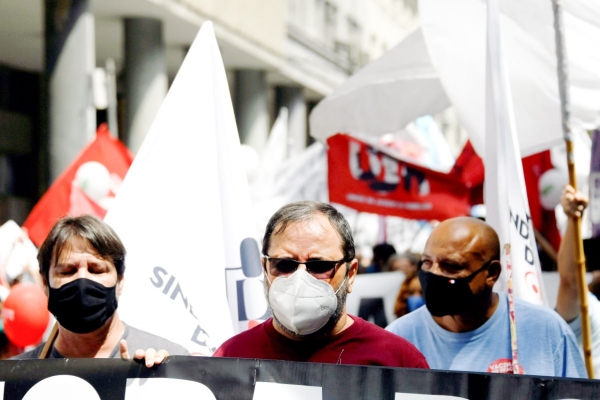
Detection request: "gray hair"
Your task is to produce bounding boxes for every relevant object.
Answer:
[262,201,355,261]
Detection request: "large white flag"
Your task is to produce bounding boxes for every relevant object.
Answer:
[485,0,545,305]
[419,0,600,158]
[105,21,267,354]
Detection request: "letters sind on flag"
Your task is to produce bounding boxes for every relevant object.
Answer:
[104,21,267,355]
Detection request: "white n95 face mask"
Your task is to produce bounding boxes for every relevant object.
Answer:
[268,268,345,336]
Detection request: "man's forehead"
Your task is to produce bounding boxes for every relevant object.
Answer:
[424,229,487,264]
[274,214,333,235]
[271,215,344,251]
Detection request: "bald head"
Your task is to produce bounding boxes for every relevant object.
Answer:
[419,217,503,326]
[427,217,500,264]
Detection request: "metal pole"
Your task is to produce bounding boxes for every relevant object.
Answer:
[551,0,593,378]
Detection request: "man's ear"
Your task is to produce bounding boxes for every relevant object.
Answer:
[43,277,49,298]
[116,275,125,297]
[346,259,359,294]
[486,260,502,286]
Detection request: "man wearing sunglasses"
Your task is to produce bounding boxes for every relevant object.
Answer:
[386,217,585,377]
[214,201,428,368]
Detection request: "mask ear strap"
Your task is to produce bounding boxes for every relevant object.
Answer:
[264,270,273,286]
[334,276,348,295]
[466,260,493,282]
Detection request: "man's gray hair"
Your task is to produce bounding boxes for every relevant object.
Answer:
[262,201,355,261]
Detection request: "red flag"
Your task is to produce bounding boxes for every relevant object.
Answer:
[522,150,561,252]
[327,133,473,221]
[23,124,133,246]
[450,141,485,206]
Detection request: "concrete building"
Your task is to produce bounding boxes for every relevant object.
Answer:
[0,0,418,224]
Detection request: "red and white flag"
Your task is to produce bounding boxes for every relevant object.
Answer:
[485,0,545,305]
[23,124,133,246]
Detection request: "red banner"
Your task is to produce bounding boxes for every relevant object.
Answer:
[23,124,133,246]
[327,134,474,221]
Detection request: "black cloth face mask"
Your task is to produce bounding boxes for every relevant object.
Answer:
[418,261,491,317]
[48,278,118,334]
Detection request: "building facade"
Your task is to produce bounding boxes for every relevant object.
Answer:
[0,0,418,224]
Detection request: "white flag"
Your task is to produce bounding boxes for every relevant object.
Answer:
[484,0,545,305]
[419,0,600,158]
[105,21,267,355]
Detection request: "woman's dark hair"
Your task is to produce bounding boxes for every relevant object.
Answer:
[393,271,420,318]
[38,215,126,282]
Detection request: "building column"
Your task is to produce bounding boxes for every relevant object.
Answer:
[276,86,307,156]
[234,70,269,155]
[46,0,96,182]
[124,18,168,154]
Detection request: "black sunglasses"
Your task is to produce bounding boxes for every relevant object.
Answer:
[262,255,346,280]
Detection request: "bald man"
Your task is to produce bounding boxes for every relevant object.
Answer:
[386,217,585,377]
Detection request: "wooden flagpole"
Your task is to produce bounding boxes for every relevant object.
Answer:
[551,0,593,378]
[39,323,58,359]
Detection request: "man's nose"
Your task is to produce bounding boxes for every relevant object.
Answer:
[297,263,308,271]
[75,265,90,279]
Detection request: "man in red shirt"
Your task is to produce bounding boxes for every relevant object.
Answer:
[214,201,428,368]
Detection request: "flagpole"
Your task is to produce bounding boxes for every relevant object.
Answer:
[551,0,593,378]
[504,244,522,374]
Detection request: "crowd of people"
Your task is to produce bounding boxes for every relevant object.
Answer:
[0,184,597,380]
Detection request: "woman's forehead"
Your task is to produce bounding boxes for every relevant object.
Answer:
[54,236,99,262]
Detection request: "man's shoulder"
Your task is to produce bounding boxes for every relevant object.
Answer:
[513,297,572,334]
[213,321,269,357]
[514,297,563,321]
[385,307,428,335]
[124,324,190,356]
[349,316,429,368]
[351,316,423,349]
[10,343,45,360]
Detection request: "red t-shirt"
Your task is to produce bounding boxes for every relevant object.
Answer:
[213,315,429,368]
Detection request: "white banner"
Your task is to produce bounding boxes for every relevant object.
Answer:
[484,0,545,305]
[105,21,266,355]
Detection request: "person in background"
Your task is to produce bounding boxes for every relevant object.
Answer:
[363,243,396,273]
[386,216,585,377]
[214,201,428,368]
[389,252,420,276]
[394,270,424,319]
[556,184,600,377]
[0,331,22,360]
[11,215,189,364]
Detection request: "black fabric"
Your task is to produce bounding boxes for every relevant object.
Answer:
[2,356,599,399]
[48,278,118,334]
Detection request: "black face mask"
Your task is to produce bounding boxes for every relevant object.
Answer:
[48,278,118,334]
[418,261,491,317]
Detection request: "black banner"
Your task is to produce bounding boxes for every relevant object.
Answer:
[2,356,599,399]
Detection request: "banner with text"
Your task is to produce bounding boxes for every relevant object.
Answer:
[327,134,472,221]
[3,357,598,399]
